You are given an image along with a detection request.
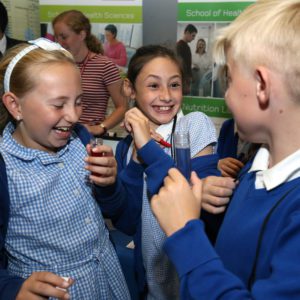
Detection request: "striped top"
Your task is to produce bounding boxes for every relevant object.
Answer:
[77,53,121,125]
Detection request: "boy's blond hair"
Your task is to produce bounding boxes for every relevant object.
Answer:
[214,0,300,98]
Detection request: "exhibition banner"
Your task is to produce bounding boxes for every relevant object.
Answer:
[177,0,254,131]
[39,0,143,50]
[39,0,143,137]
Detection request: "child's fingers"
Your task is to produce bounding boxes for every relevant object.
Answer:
[190,171,202,205]
[18,272,73,300]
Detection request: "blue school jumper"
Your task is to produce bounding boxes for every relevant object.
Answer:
[113,112,222,298]
[163,163,300,299]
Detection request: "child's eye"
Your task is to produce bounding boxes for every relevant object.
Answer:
[170,82,181,88]
[148,83,158,89]
[54,104,64,109]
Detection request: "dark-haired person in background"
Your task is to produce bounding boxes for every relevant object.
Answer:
[104,24,127,67]
[0,1,24,58]
[176,24,197,95]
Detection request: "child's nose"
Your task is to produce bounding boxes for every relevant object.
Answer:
[65,107,80,123]
[159,86,171,101]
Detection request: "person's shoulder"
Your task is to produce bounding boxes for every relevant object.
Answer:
[184,111,211,123]
[92,53,118,67]
[6,36,26,49]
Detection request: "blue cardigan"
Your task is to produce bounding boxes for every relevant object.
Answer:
[113,135,221,296]
[217,118,238,159]
[164,168,300,299]
[0,124,128,299]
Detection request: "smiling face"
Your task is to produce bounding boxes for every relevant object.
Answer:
[131,57,183,128]
[13,62,82,153]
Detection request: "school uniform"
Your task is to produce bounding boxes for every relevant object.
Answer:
[112,112,221,299]
[163,146,300,299]
[0,123,130,300]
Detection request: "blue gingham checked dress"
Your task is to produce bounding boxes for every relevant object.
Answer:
[128,112,217,300]
[0,123,130,300]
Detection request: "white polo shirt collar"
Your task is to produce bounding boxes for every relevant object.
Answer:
[249,145,300,190]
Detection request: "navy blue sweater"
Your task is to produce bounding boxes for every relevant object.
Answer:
[113,135,222,296]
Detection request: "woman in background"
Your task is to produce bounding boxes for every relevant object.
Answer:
[52,11,127,136]
[191,38,212,96]
[104,24,127,67]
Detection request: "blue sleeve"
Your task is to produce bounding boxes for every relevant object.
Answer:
[165,216,300,300]
[0,157,24,299]
[0,271,24,300]
[164,220,252,300]
[106,137,144,235]
[94,179,128,220]
[138,139,174,195]
[217,118,238,159]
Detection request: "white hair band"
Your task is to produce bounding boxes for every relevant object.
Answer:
[3,38,66,93]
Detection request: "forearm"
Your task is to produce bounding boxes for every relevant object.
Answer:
[164,220,251,300]
[103,105,127,131]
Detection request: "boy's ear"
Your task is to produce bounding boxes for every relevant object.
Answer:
[2,92,22,121]
[123,78,136,99]
[255,66,270,109]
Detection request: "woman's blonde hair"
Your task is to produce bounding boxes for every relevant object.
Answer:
[0,43,75,133]
[52,10,104,55]
[214,0,300,98]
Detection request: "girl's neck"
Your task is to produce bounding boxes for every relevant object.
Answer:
[74,47,90,63]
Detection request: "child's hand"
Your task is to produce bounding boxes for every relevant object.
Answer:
[151,169,202,237]
[201,176,237,214]
[218,157,244,178]
[85,143,117,186]
[123,107,151,149]
[16,272,74,300]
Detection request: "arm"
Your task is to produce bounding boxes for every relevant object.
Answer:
[0,157,24,299]
[105,79,128,130]
[105,136,144,235]
[0,163,73,300]
[152,170,300,299]
[85,79,127,136]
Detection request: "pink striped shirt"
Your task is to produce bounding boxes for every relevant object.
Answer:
[77,53,121,124]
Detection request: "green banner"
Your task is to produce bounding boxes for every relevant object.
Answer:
[182,97,232,118]
[178,2,254,22]
[40,5,142,23]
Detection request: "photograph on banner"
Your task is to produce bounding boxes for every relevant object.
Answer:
[39,1,143,70]
[39,1,143,138]
[177,0,255,133]
[177,22,229,98]
[177,0,254,98]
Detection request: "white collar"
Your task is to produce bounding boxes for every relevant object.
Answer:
[155,110,184,141]
[249,146,300,190]
[0,34,7,54]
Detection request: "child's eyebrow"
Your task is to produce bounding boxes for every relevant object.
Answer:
[144,74,181,80]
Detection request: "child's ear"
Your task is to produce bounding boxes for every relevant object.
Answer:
[123,78,136,100]
[2,92,22,121]
[255,66,270,109]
